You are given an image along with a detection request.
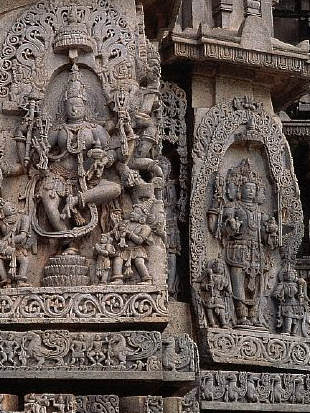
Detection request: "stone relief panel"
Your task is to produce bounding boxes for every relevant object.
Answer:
[24,394,76,413]
[159,81,188,301]
[191,97,304,337]
[202,328,310,371]
[0,0,168,294]
[0,285,168,324]
[201,370,310,408]
[76,395,119,413]
[0,330,198,380]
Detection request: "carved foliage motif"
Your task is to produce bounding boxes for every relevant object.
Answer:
[0,287,168,323]
[0,0,134,102]
[76,395,119,413]
[204,328,310,371]
[160,81,188,223]
[201,370,310,405]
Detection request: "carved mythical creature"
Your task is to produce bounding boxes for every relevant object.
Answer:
[208,159,279,326]
[162,336,178,371]
[107,334,133,367]
[273,267,308,336]
[0,198,31,288]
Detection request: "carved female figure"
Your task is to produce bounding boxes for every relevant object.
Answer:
[273,268,307,336]
[208,159,279,326]
[200,258,230,328]
[15,64,121,249]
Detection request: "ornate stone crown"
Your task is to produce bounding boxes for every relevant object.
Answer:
[65,64,86,102]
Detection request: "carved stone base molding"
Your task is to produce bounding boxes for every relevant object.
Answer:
[0,285,168,325]
[201,370,310,411]
[0,394,199,413]
[201,328,310,371]
[0,330,198,380]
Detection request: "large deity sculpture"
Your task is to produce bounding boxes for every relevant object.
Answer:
[208,159,279,326]
[15,64,121,250]
[0,1,168,290]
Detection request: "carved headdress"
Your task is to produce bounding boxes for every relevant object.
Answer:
[65,64,86,102]
[225,159,263,202]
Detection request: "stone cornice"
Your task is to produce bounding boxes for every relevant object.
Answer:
[162,34,310,79]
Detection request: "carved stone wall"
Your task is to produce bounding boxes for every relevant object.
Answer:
[0,1,310,412]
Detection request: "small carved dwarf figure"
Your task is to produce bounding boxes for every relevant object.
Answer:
[200,258,231,328]
[70,334,86,366]
[0,333,18,366]
[111,204,152,285]
[94,233,116,284]
[273,267,307,336]
[87,334,106,366]
[0,198,30,288]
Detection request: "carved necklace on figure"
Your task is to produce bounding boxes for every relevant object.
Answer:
[65,124,87,155]
[237,201,260,231]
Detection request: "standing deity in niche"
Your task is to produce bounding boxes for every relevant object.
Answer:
[273,267,307,336]
[208,159,279,326]
[160,156,181,299]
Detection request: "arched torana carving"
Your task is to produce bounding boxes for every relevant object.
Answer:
[0,0,142,105]
[191,97,303,330]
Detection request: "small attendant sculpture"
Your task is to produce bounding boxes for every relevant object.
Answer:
[0,198,31,288]
[200,258,231,328]
[94,233,116,285]
[273,267,308,336]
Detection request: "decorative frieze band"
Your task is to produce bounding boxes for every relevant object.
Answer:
[0,330,197,380]
[201,370,310,411]
[202,327,310,371]
[0,285,168,325]
[166,39,310,77]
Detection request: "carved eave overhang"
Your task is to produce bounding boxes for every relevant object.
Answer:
[140,0,182,39]
[282,120,310,142]
[160,32,310,109]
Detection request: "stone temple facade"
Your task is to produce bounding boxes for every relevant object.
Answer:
[0,0,309,412]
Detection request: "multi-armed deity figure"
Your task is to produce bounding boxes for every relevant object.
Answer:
[208,159,279,326]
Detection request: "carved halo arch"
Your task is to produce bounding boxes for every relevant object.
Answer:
[190,97,303,283]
